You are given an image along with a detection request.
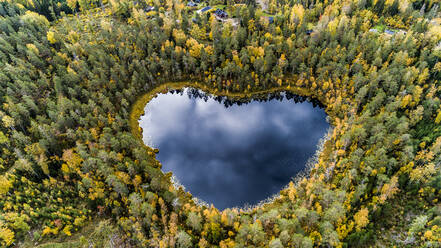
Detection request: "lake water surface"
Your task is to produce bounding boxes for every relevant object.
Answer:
[139,88,329,210]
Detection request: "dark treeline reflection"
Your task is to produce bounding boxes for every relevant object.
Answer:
[140,88,329,210]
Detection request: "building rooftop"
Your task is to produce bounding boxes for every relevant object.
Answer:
[200,6,212,12]
[385,29,395,35]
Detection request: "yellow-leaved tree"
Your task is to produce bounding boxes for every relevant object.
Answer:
[290,4,304,25]
[0,227,14,246]
[354,207,369,231]
[0,175,12,195]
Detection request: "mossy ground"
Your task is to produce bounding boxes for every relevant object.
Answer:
[19,219,125,248]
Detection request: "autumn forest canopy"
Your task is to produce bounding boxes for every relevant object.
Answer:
[0,0,441,247]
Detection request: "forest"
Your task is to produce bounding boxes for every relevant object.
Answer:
[0,0,441,247]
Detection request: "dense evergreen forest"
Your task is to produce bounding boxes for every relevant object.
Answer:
[1,0,441,247]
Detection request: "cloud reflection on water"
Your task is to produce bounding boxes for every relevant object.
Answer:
[140,89,329,210]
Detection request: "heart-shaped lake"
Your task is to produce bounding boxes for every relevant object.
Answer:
[139,88,329,210]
